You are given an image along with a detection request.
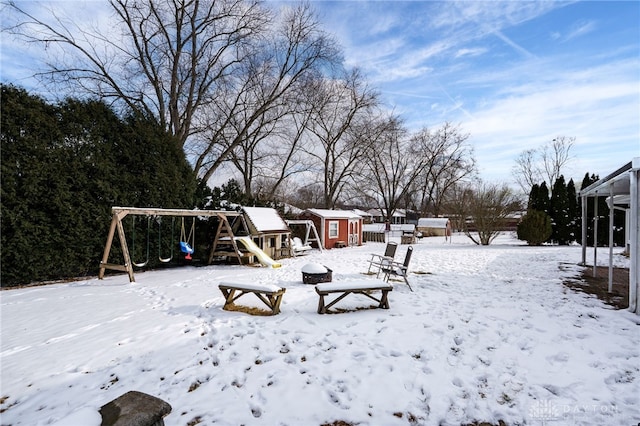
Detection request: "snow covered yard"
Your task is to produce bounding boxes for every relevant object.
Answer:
[1,233,638,426]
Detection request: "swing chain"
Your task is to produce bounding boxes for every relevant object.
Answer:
[180,217,196,257]
[158,216,175,263]
[131,216,150,268]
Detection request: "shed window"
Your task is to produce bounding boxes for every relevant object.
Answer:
[328,221,339,238]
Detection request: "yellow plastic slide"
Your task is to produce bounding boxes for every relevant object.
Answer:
[235,237,282,268]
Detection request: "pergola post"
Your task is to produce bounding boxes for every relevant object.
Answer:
[592,192,598,277]
[581,196,587,266]
[608,184,614,293]
[630,166,639,313]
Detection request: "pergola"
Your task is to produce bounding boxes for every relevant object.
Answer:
[579,158,639,314]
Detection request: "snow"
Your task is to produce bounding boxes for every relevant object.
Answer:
[301,263,328,274]
[219,281,283,293]
[1,233,639,426]
[242,207,289,232]
[316,279,391,292]
[307,208,362,219]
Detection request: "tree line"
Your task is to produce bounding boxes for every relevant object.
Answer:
[517,173,625,247]
[2,0,619,286]
[5,0,480,222]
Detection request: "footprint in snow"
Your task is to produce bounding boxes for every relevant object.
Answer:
[250,405,262,418]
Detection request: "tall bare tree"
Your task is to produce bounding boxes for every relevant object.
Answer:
[411,122,477,217]
[224,77,317,200]
[303,68,378,208]
[541,136,575,188]
[8,0,268,147]
[258,102,317,200]
[512,149,542,193]
[192,3,342,183]
[355,115,424,224]
[512,136,575,193]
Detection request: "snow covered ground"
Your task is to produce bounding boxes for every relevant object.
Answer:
[1,233,638,426]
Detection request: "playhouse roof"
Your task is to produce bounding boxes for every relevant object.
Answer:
[306,209,362,220]
[242,207,289,233]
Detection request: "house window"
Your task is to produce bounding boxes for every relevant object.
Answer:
[328,221,339,239]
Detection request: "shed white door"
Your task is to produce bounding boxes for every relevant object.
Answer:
[348,220,359,246]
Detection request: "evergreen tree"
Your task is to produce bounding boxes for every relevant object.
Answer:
[528,182,550,214]
[527,184,540,210]
[549,175,571,245]
[517,210,553,245]
[566,178,579,243]
[537,181,551,214]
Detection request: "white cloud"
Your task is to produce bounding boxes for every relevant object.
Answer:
[459,58,640,183]
[454,47,487,59]
[563,20,597,42]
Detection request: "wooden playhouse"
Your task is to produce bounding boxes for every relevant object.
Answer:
[241,207,291,259]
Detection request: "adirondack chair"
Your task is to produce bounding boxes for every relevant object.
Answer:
[367,241,398,275]
[381,246,413,291]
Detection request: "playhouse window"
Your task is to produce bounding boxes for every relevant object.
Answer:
[328,221,339,238]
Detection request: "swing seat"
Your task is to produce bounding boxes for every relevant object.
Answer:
[180,241,194,254]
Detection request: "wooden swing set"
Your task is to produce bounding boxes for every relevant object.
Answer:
[98,207,253,283]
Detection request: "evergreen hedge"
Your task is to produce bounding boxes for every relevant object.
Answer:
[1,85,196,287]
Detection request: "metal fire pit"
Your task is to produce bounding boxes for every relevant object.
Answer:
[301,263,333,284]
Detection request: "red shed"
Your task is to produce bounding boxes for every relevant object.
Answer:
[301,209,363,249]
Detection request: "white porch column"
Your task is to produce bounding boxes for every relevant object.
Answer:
[629,162,639,314]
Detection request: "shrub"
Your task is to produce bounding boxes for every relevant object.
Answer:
[517,210,552,246]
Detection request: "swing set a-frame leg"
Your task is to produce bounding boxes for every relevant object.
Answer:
[99,212,135,282]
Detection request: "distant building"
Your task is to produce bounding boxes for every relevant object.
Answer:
[417,218,452,238]
[367,208,406,224]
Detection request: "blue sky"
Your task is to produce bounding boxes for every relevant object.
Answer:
[309,0,640,185]
[2,1,639,187]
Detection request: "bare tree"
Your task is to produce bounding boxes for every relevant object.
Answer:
[450,182,522,245]
[225,103,282,199]
[303,68,379,208]
[8,1,342,186]
[512,136,575,193]
[258,102,316,200]
[411,122,477,217]
[224,77,316,200]
[541,136,575,187]
[284,183,325,210]
[512,149,542,193]
[193,2,342,183]
[8,0,268,147]
[355,115,424,224]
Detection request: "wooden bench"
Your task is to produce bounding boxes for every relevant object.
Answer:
[315,280,393,314]
[219,282,286,315]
